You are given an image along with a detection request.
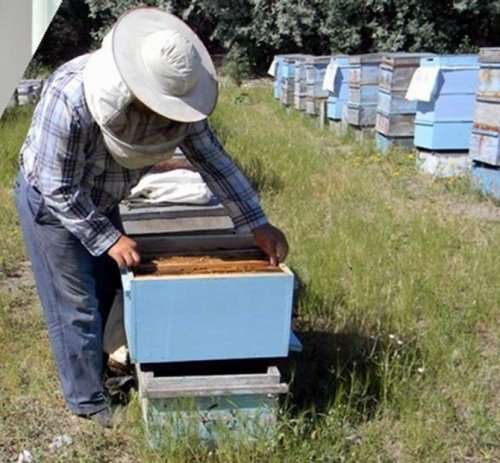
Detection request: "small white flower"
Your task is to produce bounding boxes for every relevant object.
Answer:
[389,334,396,340]
[396,340,403,346]
[417,367,425,374]
[17,451,33,463]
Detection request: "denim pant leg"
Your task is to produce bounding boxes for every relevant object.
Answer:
[14,172,121,415]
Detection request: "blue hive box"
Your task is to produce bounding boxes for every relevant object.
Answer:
[325,56,353,120]
[413,54,480,150]
[471,162,500,200]
[121,240,295,364]
[269,54,307,103]
[272,56,285,100]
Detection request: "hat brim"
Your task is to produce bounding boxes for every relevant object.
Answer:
[112,8,218,123]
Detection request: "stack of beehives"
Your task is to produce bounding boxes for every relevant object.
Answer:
[268,54,305,104]
[470,48,500,199]
[304,55,331,117]
[323,55,352,134]
[279,54,307,107]
[293,56,310,111]
[408,54,480,177]
[345,53,387,136]
[375,53,433,153]
[7,79,44,108]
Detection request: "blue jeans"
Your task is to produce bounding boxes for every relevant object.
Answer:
[14,172,123,415]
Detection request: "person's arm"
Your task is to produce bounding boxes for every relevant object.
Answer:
[31,84,133,262]
[179,120,288,264]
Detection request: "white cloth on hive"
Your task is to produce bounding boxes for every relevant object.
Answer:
[405,66,440,102]
[129,169,214,204]
[267,57,278,77]
[322,62,339,92]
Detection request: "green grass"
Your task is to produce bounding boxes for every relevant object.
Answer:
[0,83,499,462]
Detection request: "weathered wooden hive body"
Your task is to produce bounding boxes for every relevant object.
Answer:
[470,48,500,199]
[325,55,353,121]
[375,53,434,152]
[139,364,288,445]
[304,56,332,116]
[413,54,480,151]
[280,54,307,106]
[293,57,311,111]
[470,48,500,166]
[346,53,387,127]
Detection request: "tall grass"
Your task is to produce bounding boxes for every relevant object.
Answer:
[0,105,33,275]
[0,84,498,462]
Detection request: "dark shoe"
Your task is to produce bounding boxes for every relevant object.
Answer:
[87,407,114,428]
[104,374,136,405]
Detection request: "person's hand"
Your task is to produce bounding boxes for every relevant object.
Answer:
[107,235,141,268]
[252,223,289,266]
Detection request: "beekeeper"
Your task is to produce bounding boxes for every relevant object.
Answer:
[14,7,288,427]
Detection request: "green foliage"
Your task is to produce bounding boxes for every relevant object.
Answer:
[321,0,500,54]
[82,0,500,76]
[86,0,172,42]
[33,0,93,69]
[220,46,253,86]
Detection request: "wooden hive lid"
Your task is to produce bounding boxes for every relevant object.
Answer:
[479,47,500,64]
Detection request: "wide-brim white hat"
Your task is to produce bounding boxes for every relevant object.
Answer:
[112,7,218,123]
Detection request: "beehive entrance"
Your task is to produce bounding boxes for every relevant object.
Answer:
[134,250,283,276]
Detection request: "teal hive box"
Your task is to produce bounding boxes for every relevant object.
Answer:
[121,247,295,364]
[137,364,288,448]
[471,162,500,199]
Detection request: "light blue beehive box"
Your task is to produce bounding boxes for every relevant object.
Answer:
[271,54,305,101]
[471,162,500,200]
[414,54,480,150]
[122,255,295,364]
[470,48,500,166]
[326,55,353,120]
[272,56,285,100]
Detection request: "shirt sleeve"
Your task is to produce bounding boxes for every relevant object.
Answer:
[32,86,121,256]
[179,120,268,233]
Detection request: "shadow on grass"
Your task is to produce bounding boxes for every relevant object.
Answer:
[284,327,384,421]
[283,273,387,421]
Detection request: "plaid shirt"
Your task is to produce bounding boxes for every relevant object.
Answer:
[20,55,267,256]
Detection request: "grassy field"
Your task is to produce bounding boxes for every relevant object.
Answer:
[0,83,498,462]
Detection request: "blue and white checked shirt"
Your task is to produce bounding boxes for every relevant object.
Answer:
[20,55,267,256]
